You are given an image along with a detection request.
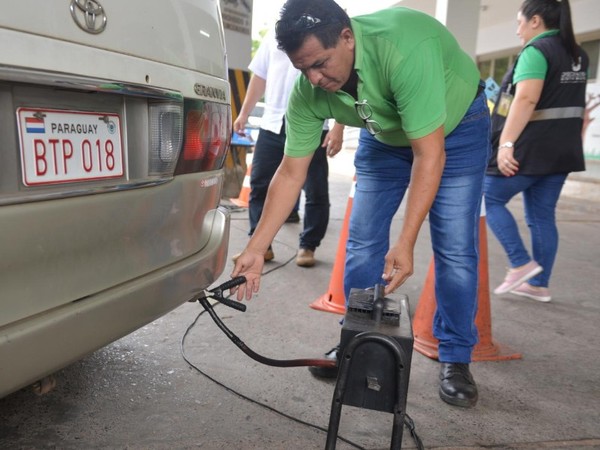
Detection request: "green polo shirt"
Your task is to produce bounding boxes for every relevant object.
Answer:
[284,7,480,157]
[513,30,559,83]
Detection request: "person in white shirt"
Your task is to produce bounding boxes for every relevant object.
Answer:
[233,31,344,266]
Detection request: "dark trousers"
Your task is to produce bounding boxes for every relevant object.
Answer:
[248,126,329,250]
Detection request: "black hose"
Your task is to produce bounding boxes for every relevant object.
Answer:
[199,297,336,368]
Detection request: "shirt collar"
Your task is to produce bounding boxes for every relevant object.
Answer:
[350,18,363,73]
[527,29,559,46]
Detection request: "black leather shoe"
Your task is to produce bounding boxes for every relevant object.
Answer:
[308,345,339,379]
[439,363,478,408]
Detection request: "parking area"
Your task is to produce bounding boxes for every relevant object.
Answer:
[1,149,599,449]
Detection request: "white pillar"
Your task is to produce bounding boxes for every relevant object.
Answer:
[435,0,481,60]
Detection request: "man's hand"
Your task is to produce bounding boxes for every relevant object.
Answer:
[322,122,345,157]
[230,249,265,301]
[381,242,414,295]
[233,113,249,136]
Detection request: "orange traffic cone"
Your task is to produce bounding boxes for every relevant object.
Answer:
[310,177,356,315]
[413,203,522,361]
[230,162,251,208]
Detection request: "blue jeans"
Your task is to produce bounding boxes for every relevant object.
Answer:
[484,173,567,287]
[249,126,330,250]
[345,91,491,363]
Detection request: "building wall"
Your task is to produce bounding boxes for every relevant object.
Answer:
[477,0,600,66]
[391,0,600,81]
[220,0,253,70]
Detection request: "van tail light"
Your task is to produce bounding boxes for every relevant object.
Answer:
[148,101,183,176]
[174,100,231,175]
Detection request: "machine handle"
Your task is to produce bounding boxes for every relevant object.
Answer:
[213,276,247,292]
[216,296,247,312]
[207,276,248,312]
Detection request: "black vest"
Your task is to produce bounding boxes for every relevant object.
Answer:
[488,35,588,175]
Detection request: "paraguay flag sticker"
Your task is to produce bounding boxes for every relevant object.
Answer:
[25,116,45,133]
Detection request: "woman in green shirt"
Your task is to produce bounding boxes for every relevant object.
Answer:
[485,0,588,303]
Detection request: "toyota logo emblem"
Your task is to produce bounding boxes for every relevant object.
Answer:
[70,0,107,34]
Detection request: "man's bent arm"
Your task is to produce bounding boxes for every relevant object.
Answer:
[383,126,446,294]
[231,154,313,300]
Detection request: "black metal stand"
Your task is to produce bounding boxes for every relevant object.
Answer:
[325,332,411,450]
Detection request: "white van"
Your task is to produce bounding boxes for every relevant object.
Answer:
[0,0,232,398]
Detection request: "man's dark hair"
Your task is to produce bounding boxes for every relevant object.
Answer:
[275,0,351,54]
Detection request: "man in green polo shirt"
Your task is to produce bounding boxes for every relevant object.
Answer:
[231,0,491,408]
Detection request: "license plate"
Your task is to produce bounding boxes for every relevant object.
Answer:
[17,108,124,186]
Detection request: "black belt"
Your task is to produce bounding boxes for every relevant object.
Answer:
[475,81,485,100]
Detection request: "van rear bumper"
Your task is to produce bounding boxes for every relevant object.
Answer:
[0,206,230,399]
